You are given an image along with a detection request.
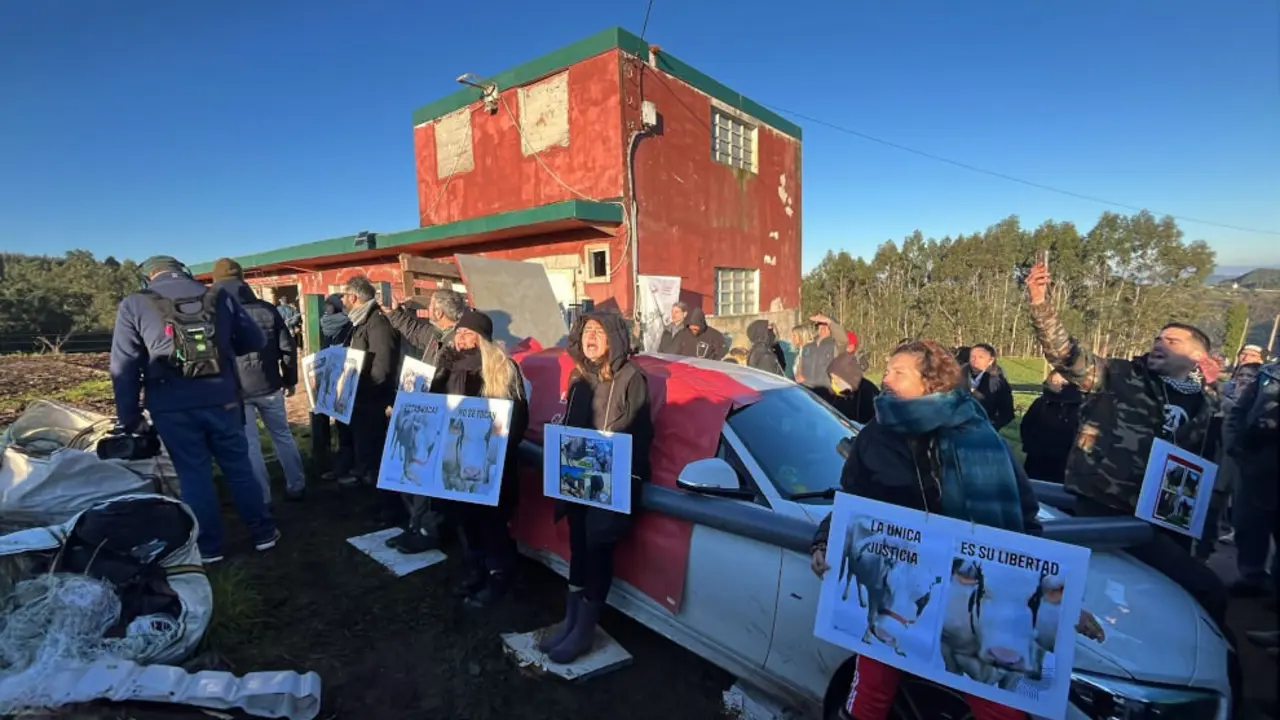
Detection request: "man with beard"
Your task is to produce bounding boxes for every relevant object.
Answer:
[341,277,401,505]
[964,343,1015,430]
[387,289,465,364]
[1025,262,1228,629]
[674,307,727,360]
[800,313,845,389]
[1018,371,1083,484]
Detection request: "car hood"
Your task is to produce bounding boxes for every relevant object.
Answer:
[794,503,1218,687]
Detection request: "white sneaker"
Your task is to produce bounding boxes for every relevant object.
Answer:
[202,554,225,565]
[254,530,281,552]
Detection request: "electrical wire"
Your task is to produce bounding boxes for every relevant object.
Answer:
[640,0,655,41]
[763,103,1280,237]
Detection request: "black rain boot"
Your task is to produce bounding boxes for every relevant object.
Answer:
[453,554,488,598]
[538,590,583,653]
[463,570,510,609]
[547,597,600,664]
[392,526,440,554]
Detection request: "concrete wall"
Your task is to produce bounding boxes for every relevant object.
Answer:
[625,54,803,325]
[413,51,627,228]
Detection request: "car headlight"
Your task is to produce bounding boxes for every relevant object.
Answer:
[1070,672,1227,720]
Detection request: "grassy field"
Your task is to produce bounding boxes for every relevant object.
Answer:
[995,356,1051,460]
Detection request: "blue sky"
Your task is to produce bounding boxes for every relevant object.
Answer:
[1,0,1276,273]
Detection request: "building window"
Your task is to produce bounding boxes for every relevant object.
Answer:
[712,109,757,173]
[715,267,758,316]
[585,246,610,282]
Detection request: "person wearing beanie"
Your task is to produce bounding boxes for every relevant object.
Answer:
[813,352,879,424]
[111,254,277,564]
[210,258,306,504]
[418,309,529,608]
[313,294,356,484]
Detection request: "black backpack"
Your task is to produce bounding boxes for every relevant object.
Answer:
[140,289,224,379]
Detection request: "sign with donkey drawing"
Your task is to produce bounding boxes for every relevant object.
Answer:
[397,356,437,394]
[1134,438,1217,538]
[376,391,514,506]
[814,494,1092,720]
[542,425,634,514]
[302,346,365,424]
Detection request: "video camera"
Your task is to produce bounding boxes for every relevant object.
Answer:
[96,426,162,461]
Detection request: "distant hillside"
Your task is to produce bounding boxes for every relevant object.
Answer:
[1218,268,1280,290]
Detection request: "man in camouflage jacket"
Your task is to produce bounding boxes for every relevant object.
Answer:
[1024,263,1229,630]
[1227,361,1279,595]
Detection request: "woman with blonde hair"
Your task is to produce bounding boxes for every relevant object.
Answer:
[427,310,529,609]
[809,340,1102,720]
[539,312,654,663]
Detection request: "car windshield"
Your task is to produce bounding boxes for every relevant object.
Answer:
[725,386,858,504]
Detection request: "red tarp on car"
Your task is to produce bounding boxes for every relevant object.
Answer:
[512,348,761,613]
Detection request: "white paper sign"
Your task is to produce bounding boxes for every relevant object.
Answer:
[815,494,1090,720]
[302,347,365,424]
[1134,438,1217,537]
[542,425,634,514]
[376,391,514,507]
[638,274,681,353]
[397,356,437,394]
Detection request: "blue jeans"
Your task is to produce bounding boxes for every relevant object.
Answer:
[152,404,277,556]
[244,391,306,500]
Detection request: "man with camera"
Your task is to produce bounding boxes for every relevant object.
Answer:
[109,255,279,564]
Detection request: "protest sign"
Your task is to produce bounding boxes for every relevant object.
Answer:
[1134,438,1217,537]
[543,425,634,514]
[638,274,681,353]
[397,356,437,394]
[377,391,514,506]
[814,494,1090,720]
[304,347,365,424]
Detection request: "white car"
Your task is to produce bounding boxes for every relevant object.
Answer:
[517,353,1237,720]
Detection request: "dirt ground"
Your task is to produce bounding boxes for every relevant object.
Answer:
[2,354,1276,719]
[0,354,116,427]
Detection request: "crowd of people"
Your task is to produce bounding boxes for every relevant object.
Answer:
[108,254,1276,715]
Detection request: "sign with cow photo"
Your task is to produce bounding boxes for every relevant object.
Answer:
[397,356,436,394]
[1133,438,1217,538]
[376,392,514,506]
[814,494,1091,720]
[542,425,634,514]
[303,346,365,424]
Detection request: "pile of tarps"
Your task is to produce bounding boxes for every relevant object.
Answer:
[0,400,179,533]
[0,494,213,711]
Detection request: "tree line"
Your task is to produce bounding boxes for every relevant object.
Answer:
[0,251,141,351]
[799,210,1255,366]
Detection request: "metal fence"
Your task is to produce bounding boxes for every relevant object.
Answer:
[0,332,113,355]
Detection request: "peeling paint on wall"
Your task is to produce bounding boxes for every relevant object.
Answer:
[763,254,777,266]
[769,297,785,312]
[777,174,794,218]
[768,231,779,240]
[518,72,570,156]
[435,109,475,179]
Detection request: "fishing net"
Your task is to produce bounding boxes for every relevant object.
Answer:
[0,572,183,713]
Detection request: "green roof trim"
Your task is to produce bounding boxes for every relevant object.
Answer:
[409,26,801,140]
[189,200,624,276]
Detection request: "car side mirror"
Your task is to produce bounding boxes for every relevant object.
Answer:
[677,458,753,499]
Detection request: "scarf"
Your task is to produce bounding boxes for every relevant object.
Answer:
[347,300,377,328]
[1161,375,1202,395]
[874,389,1024,532]
[438,347,484,397]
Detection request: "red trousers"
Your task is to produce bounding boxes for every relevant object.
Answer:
[845,657,1028,720]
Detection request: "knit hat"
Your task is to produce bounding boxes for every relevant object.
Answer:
[211,257,243,283]
[140,255,185,277]
[455,310,494,342]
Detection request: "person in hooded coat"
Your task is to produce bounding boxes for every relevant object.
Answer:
[1018,371,1083,484]
[426,310,529,608]
[314,295,356,481]
[812,353,878,424]
[539,312,654,664]
[745,319,784,375]
[768,323,787,371]
[673,307,728,360]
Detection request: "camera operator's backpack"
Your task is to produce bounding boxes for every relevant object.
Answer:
[140,290,224,379]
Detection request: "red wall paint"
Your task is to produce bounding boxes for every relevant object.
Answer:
[414,51,627,227]
[624,59,802,317]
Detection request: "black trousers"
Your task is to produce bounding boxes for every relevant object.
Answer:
[457,504,516,571]
[1077,497,1229,631]
[349,404,389,480]
[567,511,618,603]
[309,413,354,474]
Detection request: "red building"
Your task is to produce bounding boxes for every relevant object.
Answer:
[190,27,802,351]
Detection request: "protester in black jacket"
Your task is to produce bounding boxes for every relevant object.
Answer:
[965,343,1015,430]
[812,353,878,424]
[387,289,465,364]
[211,259,306,502]
[1019,371,1082,483]
[745,319,784,375]
[314,295,356,482]
[540,312,654,664]
[426,310,529,608]
[657,302,689,353]
[341,276,401,496]
[674,308,727,360]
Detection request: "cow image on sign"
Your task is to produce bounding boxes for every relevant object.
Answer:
[306,347,364,423]
[441,414,503,494]
[836,518,942,656]
[398,356,436,394]
[333,358,360,417]
[388,404,444,486]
